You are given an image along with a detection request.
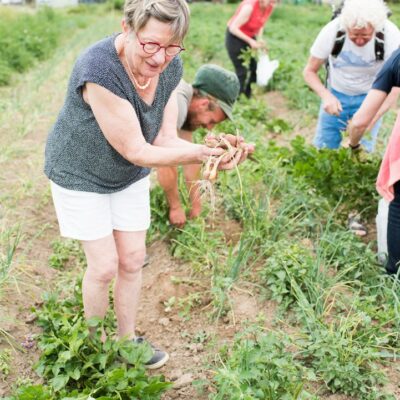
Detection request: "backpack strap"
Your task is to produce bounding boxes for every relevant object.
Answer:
[330,29,385,61]
[331,29,346,58]
[375,30,385,61]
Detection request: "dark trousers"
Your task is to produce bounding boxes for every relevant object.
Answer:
[387,181,400,274]
[225,29,257,98]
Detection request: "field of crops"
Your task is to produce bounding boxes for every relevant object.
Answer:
[1,2,400,399]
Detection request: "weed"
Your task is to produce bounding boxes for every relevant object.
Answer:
[170,218,224,272]
[9,279,171,399]
[265,117,293,134]
[0,225,21,296]
[49,239,85,270]
[299,314,389,398]
[211,236,257,319]
[8,384,52,400]
[193,330,210,344]
[259,240,316,310]
[274,136,381,218]
[163,296,176,313]
[317,227,380,281]
[147,184,171,242]
[177,292,203,319]
[0,349,11,377]
[211,329,317,400]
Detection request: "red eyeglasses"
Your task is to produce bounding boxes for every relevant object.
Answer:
[136,33,185,57]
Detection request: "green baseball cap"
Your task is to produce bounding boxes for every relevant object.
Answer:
[192,64,240,120]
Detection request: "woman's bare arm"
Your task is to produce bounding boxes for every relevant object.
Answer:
[84,82,220,167]
[348,89,389,146]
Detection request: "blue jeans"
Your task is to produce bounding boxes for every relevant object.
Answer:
[313,88,382,152]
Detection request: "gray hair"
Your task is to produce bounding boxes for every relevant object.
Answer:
[339,0,389,31]
[124,0,190,43]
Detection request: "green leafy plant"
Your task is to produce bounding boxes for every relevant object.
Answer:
[48,239,85,270]
[272,136,381,218]
[8,280,171,399]
[0,225,21,293]
[0,349,11,377]
[265,117,293,134]
[211,329,317,400]
[299,314,389,398]
[170,218,224,271]
[317,227,380,280]
[259,240,315,309]
[0,6,104,85]
[177,292,203,319]
[147,184,171,241]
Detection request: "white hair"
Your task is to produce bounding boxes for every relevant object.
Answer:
[339,0,389,31]
[124,0,190,43]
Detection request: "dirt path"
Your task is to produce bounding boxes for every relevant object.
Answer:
[262,90,316,145]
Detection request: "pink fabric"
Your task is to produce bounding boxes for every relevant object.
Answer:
[376,112,400,201]
[228,0,274,38]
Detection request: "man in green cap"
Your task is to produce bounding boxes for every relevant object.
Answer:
[157,64,240,227]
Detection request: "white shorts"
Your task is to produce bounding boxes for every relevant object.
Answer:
[50,177,151,241]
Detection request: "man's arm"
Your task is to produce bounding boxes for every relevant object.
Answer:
[303,55,343,115]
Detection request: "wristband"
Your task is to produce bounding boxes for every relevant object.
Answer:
[349,143,361,150]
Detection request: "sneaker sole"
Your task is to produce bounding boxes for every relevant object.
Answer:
[145,352,169,370]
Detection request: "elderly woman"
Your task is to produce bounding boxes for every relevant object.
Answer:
[303,0,400,152]
[349,49,400,275]
[225,0,275,98]
[44,0,250,369]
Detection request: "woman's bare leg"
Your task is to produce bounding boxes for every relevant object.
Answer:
[81,234,119,338]
[113,230,147,339]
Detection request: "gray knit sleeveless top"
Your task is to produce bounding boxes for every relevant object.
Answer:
[44,34,183,193]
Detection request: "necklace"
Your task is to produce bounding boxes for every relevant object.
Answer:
[124,49,152,90]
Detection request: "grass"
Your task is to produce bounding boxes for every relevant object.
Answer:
[0,225,22,296]
[0,225,21,349]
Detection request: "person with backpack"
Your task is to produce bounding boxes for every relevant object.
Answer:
[303,0,400,152]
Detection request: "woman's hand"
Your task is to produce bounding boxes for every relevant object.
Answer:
[257,39,268,52]
[200,143,225,161]
[217,133,254,166]
[202,133,255,180]
[249,38,265,49]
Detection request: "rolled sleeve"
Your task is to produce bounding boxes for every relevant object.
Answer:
[372,49,400,93]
